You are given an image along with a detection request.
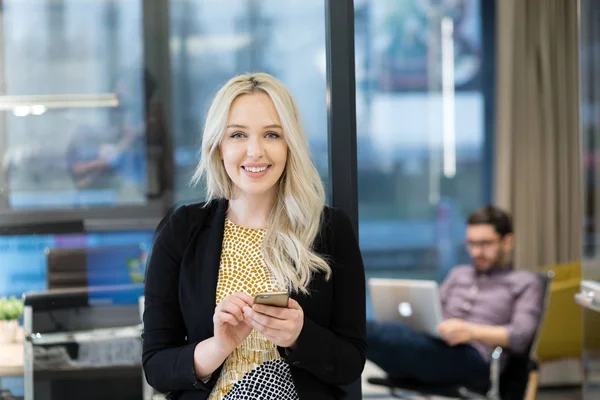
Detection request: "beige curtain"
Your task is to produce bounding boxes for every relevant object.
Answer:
[494,0,581,270]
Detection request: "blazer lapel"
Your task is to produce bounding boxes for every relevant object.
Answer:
[195,199,228,339]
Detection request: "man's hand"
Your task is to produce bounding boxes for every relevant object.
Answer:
[437,318,474,346]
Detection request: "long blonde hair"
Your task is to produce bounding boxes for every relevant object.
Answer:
[191,72,331,294]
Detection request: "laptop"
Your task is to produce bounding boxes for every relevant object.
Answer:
[368,278,444,337]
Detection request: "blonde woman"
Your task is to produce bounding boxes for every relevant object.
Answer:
[142,73,366,400]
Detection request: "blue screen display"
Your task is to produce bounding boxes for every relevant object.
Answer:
[0,231,154,304]
[85,244,148,305]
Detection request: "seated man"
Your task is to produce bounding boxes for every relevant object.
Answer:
[367,205,544,391]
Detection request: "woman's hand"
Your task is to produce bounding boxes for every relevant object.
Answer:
[244,298,304,349]
[213,292,254,352]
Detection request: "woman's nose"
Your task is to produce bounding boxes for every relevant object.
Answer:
[246,137,264,159]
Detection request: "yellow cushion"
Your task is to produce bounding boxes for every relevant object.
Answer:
[535,261,582,361]
[543,260,581,282]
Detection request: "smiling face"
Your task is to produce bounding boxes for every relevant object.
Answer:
[220,92,288,200]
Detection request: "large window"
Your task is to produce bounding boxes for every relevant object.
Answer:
[169,0,329,203]
[1,0,149,209]
[355,0,490,297]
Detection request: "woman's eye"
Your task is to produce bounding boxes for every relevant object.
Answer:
[265,132,280,139]
[231,132,245,139]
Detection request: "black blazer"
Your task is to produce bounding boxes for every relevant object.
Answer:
[142,199,367,400]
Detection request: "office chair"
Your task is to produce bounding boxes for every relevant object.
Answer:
[367,270,554,400]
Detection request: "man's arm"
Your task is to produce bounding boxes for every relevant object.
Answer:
[469,323,509,348]
[501,275,544,354]
[438,318,509,348]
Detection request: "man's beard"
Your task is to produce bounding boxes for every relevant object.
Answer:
[474,249,505,270]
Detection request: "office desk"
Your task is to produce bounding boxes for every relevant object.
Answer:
[0,328,24,389]
[0,342,24,377]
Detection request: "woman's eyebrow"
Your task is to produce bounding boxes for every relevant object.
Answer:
[226,124,282,129]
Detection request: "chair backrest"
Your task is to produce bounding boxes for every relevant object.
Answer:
[499,270,554,399]
[46,247,88,289]
[527,270,555,359]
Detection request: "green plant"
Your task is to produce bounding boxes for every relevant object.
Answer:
[0,296,24,321]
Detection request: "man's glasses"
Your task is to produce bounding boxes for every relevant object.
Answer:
[464,239,501,251]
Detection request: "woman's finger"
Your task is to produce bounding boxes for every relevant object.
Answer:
[252,304,290,320]
[244,307,277,333]
[287,298,302,310]
[220,301,245,321]
[215,311,239,326]
[254,311,285,330]
[250,317,279,337]
[262,333,280,344]
[245,306,285,330]
[224,294,252,311]
[234,291,255,306]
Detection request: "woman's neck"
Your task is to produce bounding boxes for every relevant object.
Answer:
[227,191,276,229]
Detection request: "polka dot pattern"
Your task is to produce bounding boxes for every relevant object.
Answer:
[215,218,277,301]
[208,218,297,400]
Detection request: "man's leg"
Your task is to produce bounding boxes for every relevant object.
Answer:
[367,321,489,389]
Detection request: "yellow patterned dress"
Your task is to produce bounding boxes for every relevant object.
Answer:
[208,218,299,400]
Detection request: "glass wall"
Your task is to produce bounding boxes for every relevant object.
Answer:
[0,0,331,213]
[354,0,489,300]
[169,0,329,203]
[1,0,148,209]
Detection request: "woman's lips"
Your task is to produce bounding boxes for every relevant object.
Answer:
[241,165,271,178]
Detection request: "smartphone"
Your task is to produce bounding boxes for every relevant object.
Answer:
[254,291,290,308]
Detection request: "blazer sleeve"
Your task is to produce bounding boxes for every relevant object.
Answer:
[285,208,367,386]
[142,206,214,394]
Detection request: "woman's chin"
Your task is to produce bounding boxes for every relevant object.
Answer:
[235,184,278,198]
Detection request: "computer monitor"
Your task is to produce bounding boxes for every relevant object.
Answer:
[0,230,153,303]
[85,244,147,305]
[46,244,147,306]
